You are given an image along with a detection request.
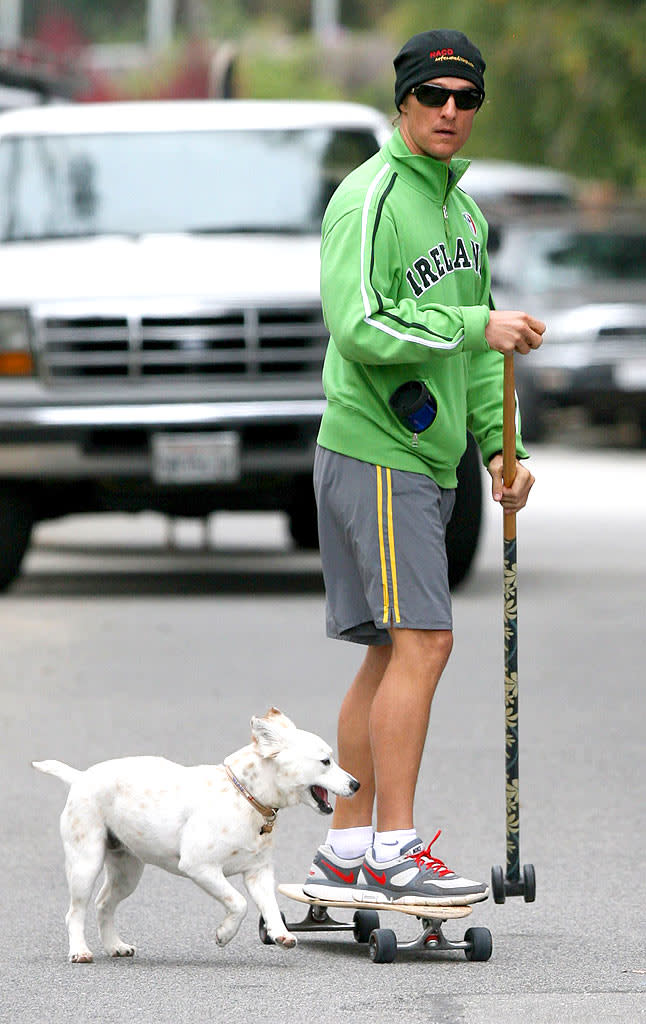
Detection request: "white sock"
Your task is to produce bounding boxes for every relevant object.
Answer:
[373,828,418,862]
[327,826,374,860]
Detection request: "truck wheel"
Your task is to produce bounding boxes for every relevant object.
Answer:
[515,371,547,443]
[446,432,482,590]
[287,476,319,550]
[0,488,34,592]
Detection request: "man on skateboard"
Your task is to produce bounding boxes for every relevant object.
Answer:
[303,29,544,906]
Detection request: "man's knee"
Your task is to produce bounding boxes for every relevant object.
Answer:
[390,628,453,674]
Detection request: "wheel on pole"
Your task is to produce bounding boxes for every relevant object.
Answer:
[464,926,493,962]
[353,909,380,944]
[523,863,536,903]
[368,928,397,963]
[491,864,506,904]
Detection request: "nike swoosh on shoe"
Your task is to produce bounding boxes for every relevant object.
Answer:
[320,860,356,884]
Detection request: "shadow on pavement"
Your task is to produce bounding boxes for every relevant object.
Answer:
[9,544,324,598]
[10,569,325,597]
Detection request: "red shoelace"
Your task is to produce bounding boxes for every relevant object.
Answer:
[406,829,454,877]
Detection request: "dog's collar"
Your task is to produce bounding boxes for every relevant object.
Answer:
[225,764,278,835]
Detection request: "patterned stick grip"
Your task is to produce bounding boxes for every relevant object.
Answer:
[504,535,520,882]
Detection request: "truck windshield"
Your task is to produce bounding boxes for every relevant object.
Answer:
[0,126,379,242]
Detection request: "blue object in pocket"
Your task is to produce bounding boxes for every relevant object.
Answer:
[389,381,437,434]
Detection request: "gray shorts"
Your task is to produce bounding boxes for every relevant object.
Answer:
[313,446,456,645]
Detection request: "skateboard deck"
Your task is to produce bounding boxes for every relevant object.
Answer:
[278,884,473,920]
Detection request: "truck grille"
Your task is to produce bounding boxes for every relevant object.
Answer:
[38,307,328,383]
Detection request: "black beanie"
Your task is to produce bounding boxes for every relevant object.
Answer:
[394,30,486,109]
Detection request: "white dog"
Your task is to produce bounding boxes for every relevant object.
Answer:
[33,707,358,962]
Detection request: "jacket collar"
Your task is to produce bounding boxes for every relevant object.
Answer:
[383,128,470,203]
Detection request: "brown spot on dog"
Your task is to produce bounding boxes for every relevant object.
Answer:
[70,952,93,964]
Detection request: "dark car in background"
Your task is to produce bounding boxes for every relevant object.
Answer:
[489,211,646,443]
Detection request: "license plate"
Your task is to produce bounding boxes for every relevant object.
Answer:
[151,432,240,484]
[615,360,646,390]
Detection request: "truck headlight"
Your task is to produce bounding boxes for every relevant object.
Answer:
[0,309,34,375]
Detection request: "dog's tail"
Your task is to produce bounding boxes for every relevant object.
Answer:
[32,760,81,786]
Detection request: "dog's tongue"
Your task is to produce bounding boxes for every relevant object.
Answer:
[313,785,329,803]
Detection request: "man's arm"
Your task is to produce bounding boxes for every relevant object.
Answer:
[321,204,491,365]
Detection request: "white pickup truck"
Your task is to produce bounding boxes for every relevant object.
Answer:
[0,98,483,590]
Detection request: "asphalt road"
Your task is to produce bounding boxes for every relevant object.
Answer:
[2,441,645,1024]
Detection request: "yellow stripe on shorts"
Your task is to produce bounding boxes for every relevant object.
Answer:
[376,466,400,625]
[385,468,400,623]
[376,466,389,623]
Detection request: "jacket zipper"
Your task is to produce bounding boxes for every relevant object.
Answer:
[442,167,453,248]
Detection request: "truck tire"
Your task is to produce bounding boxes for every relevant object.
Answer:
[287,476,319,549]
[0,488,34,592]
[515,369,547,443]
[446,432,482,589]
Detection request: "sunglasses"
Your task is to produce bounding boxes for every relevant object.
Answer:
[411,83,484,111]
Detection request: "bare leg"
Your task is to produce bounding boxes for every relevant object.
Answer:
[371,628,453,830]
[332,629,452,833]
[96,849,144,957]
[331,644,391,829]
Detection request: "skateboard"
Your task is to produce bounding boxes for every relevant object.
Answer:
[258,884,493,963]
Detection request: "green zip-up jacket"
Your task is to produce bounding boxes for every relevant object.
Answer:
[317,128,527,488]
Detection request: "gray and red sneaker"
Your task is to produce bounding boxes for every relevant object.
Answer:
[303,844,365,900]
[354,832,489,906]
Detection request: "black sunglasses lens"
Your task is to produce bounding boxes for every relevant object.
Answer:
[415,84,481,110]
[414,85,449,107]
[455,91,482,110]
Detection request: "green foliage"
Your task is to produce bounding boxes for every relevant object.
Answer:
[239,38,346,100]
[378,0,646,189]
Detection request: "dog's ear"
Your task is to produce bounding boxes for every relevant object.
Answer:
[250,716,285,758]
[264,707,296,730]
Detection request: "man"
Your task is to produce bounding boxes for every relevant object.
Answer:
[303,30,545,905]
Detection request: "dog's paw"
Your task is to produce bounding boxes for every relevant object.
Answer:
[109,944,136,958]
[69,951,94,964]
[274,933,298,950]
[215,926,234,947]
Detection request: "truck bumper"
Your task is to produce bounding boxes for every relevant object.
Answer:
[0,399,326,478]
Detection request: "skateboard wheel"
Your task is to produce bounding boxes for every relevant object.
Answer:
[353,909,380,944]
[368,928,397,964]
[258,912,288,945]
[491,864,506,904]
[523,863,536,903]
[464,926,493,962]
[258,915,272,945]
